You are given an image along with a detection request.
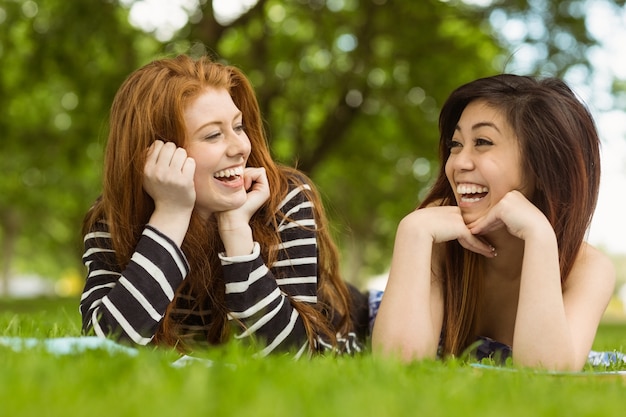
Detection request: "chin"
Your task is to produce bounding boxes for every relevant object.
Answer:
[198,192,248,214]
[460,209,481,225]
[221,192,248,211]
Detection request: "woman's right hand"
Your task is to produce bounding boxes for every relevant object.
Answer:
[402,206,496,258]
[143,140,196,213]
[143,140,196,246]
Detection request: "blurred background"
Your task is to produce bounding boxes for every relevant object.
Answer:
[1,0,625,316]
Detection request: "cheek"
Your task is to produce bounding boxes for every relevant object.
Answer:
[242,136,252,157]
[444,160,454,184]
[191,159,217,188]
[501,162,527,191]
[518,176,536,199]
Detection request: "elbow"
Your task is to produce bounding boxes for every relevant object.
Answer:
[82,306,154,347]
[513,350,582,372]
[372,330,437,363]
[373,341,437,363]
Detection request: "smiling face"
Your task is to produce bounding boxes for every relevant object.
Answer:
[444,100,532,224]
[184,87,251,220]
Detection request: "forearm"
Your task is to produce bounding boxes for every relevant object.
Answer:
[513,232,577,370]
[220,180,356,355]
[372,217,441,361]
[80,225,188,345]
[147,207,193,247]
[218,221,254,257]
[221,243,309,355]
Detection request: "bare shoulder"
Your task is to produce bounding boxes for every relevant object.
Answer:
[578,242,615,275]
[567,242,616,291]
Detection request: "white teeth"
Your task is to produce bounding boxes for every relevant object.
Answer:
[214,167,243,178]
[461,196,483,203]
[456,184,488,195]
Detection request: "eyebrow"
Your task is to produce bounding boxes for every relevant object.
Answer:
[454,121,501,133]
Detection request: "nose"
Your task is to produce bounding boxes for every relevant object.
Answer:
[447,146,475,172]
[226,129,251,158]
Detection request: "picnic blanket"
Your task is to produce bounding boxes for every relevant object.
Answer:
[1,336,624,372]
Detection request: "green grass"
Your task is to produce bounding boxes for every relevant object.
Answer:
[1,297,626,417]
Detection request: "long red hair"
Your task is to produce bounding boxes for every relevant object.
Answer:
[83,55,354,351]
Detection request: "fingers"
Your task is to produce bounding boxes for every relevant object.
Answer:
[146,141,195,179]
[458,234,497,258]
[181,156,196,178]
[467,191,548,241]
[407,207,496,258]
[467,215,505,236]
[143,140,196,209]
[148,140,186,169]
[168,146,189,171]
[145,140,164,165]
[216,167,269,229]
[243,167,268,191]
[240,167,270,214]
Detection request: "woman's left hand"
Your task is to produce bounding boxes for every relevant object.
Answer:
[218,167,270,225]
[216,167,270,255]
[466,190,552,241]
[241,167,271,217]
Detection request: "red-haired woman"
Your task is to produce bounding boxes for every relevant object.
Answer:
[80,55,368,357]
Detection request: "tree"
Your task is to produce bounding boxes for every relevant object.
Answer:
[0,0,160,292]
[1,0,622,292]
[173,0,624,281]
[173,0,504,281]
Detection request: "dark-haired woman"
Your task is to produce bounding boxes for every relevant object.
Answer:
[372,74,615,370]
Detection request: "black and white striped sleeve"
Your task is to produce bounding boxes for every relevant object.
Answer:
[220,183,319,357]
[80,223,189,345]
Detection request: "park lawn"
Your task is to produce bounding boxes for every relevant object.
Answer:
[1,297,625,417]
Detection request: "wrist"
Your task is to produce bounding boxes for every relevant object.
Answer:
[152,202,194,220]
[522,220,556,243]
[398,213,437,244]
[219,223,254,257]
[148,208,193,247]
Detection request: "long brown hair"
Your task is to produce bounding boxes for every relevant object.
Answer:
[421,74,601,355]
[82,55,354,351]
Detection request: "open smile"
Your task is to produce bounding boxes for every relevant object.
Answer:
[213,166,244,183]
[457,183,489,203]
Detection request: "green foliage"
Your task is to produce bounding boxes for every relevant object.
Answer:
[183,0,505,279]
[1,0,623,286]
[0,0,160,285]
[174,0,626,280]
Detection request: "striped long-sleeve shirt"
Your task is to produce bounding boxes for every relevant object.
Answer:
[80,182,366,357]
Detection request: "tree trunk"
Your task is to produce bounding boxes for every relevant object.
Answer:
[1,209,20,296]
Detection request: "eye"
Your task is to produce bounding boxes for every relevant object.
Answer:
[203,131,223,141]
[234,123,246,133]
[475,138,493,146]
[446,139,462,152]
